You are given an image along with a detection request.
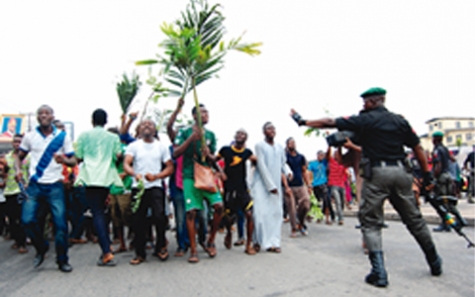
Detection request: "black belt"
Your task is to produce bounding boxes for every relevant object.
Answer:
[371,160,404,167]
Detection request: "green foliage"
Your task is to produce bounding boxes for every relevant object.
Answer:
[136,0,261,151]
[309,193,324,221]
[137,0,261,97]
[131,179,145,213]
[304,127,321,138]
[116,72,141,114]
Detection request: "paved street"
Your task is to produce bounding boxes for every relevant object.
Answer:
[1,217,474,297]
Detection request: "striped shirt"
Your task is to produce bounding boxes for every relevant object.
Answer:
[328,158,347,188]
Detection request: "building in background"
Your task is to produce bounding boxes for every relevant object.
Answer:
[419,117,475,152]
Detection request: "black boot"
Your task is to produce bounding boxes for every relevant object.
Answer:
[451,209,468,227]
[365,251,388,287]
[423,244,442,276]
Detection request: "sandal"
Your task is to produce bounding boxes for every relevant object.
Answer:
[188,252,199,263]
[206,243,217,258]
[18,246,28,254]
[157,248,169,261]
[245,246,257,255]
[234,239,245,246]
[267,247,281,253]
[224,233,232,249]
[97,253,117,267]
[129,256,145,265]
[174,248,185,257]
[253,243,261,253]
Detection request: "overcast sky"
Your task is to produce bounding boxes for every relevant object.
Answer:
[1,0,474,158]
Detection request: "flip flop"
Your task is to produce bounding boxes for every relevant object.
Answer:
[253,243,261,253]
[245,246,257,255]
[129,257,145,265]
[97,255,117,267]
[234,239,245,246]
[188,252,199,263]
[267,247,282,253]
[157,249,169,261]
[206,243,217,258]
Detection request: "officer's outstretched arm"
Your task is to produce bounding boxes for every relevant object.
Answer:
[290,109,336,128]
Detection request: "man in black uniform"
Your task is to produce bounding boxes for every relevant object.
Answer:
[216,129,257,255]
[463,150,474,203]
[431,131,455,232]
[290,87,442,288]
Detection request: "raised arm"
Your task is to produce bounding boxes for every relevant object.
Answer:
[167,98,184,143]
[120,111,138,136]
[290,109,336,128]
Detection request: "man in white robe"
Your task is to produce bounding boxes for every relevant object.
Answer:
[252,122,291,252]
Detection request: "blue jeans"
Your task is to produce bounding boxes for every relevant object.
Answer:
[85,187,111,255]
[22,180,69,263]
[172,189,189,250]
[70,186,87,239]
[236,209,244,239]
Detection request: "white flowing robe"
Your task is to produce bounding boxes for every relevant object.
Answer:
[251,140,288,249]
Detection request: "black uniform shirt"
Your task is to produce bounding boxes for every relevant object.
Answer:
[432,144,450,173]
[335,106,420,162]
[464,152,474,169]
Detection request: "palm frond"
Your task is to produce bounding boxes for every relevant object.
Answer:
[116,72,141,113]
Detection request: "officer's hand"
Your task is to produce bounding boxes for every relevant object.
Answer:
[290,109,306,126]
[422,171,435,190]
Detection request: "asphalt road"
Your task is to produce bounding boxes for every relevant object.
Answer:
[0,217,474,297]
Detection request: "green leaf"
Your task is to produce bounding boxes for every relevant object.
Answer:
[116,72,141,113]
[165,78,183,88]
[135,59,159,66]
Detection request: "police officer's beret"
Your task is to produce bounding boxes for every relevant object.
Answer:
[360,87,387,98]
[432,131,444,138]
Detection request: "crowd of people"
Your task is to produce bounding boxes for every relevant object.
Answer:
[0,87,473,288]
[0,101,360,271]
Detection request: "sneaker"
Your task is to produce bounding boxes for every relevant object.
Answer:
[58,262,73,273]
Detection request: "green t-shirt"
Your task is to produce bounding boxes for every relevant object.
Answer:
[175,126,216,179]
[75,127,123,188]
[110,143,132,195]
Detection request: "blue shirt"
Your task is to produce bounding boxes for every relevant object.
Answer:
[286,152,306,187]
[308,159,328,187]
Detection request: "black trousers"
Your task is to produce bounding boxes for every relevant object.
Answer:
[131,187,167,259]
[5,195,26,246]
